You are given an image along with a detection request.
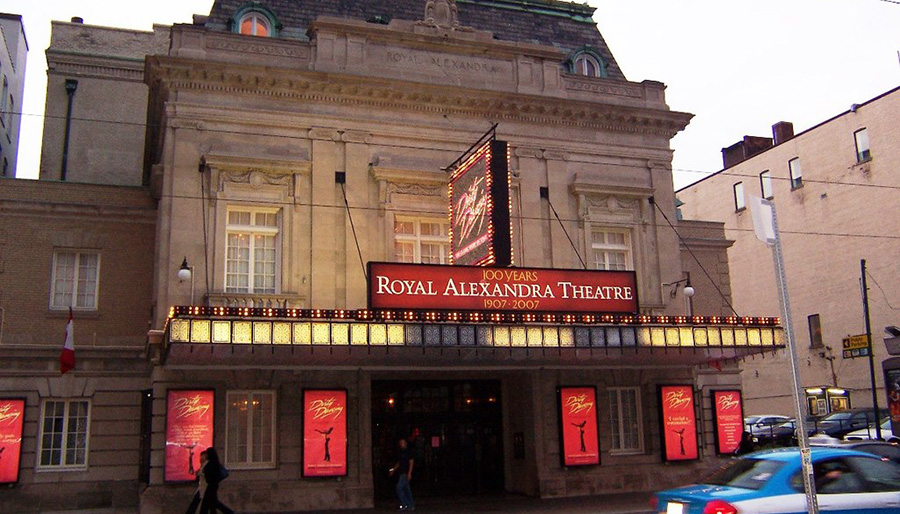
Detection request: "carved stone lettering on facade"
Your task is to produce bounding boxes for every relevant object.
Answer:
[384,50,503,75]
[207,38,309,58]
[565,80,643,98]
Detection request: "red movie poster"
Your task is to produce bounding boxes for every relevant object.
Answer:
[368,262,638,314]
[303,389,347,477]
[0,399,25,483]
[165,390,215,482]
[558,387,600,466]
[713,390,744,455]
[660,385,698,461]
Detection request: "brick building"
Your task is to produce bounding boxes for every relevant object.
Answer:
[0,1,782,512]
[0,13,27,177]
[679,86,900,416]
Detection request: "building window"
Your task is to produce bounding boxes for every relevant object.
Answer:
[226,391,276,468]
[808,314,823,348]
[394,218,449,264]
[226,208,279,294]
[591,229,631,271]
[38,399,90,469]
[239,11,270,37]
[50,251,100,310]
[854,128,871,163]
[788,158,802,189]
[574,54,601,77]
[733,182,745,211]
[759,171,773,199]
[608,387,643,453]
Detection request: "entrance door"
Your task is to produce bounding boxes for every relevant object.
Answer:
[372,380,504,499]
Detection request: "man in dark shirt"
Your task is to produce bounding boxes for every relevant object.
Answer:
[389,438,415,511]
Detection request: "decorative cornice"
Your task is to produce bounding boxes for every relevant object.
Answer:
[202,153,311,176]
[147,56,693,138]
[370,166,448,186]
[48,52,145,82]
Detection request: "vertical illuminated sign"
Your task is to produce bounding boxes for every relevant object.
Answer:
[557,387,600,466]
[712,390,744,455]
[303,389,347,477]
[448,138,512,267]
[659,385,698,461]
[0,399,24,484]
[165,390,215,482]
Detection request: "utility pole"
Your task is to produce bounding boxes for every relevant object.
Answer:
[750,196,818,514]
[861,259,883,440]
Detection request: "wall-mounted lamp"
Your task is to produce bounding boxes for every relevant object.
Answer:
[178,257,194,305]
[664,275,694,316]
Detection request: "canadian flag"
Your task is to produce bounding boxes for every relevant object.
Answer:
[60,308,75,375]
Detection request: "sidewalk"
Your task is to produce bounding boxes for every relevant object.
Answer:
[295,493,654,514]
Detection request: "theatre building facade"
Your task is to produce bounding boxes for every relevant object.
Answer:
[0,1,783,513]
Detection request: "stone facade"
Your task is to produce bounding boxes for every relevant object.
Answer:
[678,86,900,415]
[0,2,770,513]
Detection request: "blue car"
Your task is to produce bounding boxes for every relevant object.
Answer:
[654,447,900,514]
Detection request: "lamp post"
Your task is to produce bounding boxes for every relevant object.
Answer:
[178,257,194,306]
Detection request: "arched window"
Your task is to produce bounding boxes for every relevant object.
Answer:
[239,11,270,37]
[567,48,608,78]
[574,54,601,77]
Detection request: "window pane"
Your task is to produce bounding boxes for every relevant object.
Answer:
[394,242,414,263]
[394,220,414,235]
[53,253,76,308]
[760,171,773,199]
[733,182,745,210]
[421,243,444,264]
[254,18,268,37]
[789,158,802,188]
[855,129,870,162]
[608,391,621,449]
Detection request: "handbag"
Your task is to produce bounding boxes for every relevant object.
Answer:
[218,465,230,481]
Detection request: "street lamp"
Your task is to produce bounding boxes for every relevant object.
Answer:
[178,257,194,305]
[664,275,695,316]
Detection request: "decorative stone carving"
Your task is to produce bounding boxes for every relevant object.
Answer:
[422,0,460,29]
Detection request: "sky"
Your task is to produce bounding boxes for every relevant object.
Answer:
[4,0,900,189]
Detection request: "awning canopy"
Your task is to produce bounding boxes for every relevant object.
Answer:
[164,308,784,369]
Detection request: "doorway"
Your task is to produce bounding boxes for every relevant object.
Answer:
[372,380,504,499]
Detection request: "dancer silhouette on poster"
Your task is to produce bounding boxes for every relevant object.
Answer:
[672,428,686,455]
[572,421,588,452]
[316,427,334,462]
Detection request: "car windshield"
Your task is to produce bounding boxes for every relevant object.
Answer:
[705,458,785,490]
[821,412,852,421]
[745,416,761,424]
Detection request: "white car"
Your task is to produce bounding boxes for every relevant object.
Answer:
[844,419,899,443]
[746,415,793,437]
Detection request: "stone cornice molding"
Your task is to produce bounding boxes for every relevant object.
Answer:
[202,153,312,176]
[571,174,653,199]
[0,197,157,223]
[147,56,693,138]
[47,51,145,82]
[309,16,564,61]
[370,166,448,186]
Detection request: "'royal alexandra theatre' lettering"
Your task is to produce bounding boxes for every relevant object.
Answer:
[368,263,637,313]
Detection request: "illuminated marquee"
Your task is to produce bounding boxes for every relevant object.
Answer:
[448,138,512,267]
[368,262,638,314]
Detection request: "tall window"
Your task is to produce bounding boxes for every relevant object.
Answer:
[591,229,631,271]
[394,218,449,264]
[226,391,276,468]
[808,314,823,348]
[608,387,643,453]
[759,171,773,199]
[226,208,279,294]
[51,251,100,310]
[733,182,745,211]
[854,128,871,163]
[38,399,90,469]
[239,12,270,37]
[788,157,802,189]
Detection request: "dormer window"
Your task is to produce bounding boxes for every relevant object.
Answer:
[232,4,279,38]
[567,47,608,78]
[240,11,270,36]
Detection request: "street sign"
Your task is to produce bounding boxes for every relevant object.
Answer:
[842,334,870,358]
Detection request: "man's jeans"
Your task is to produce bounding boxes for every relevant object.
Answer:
[396,474,414,510]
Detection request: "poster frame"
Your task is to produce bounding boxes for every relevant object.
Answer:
[301,388,349,478]
[556,385,601,467]
[710,389,744,456]
[164,388,216,484]
[0,397,26,485]
[657,384,699,463]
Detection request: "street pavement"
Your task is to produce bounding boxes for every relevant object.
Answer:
[297,493,655,514]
